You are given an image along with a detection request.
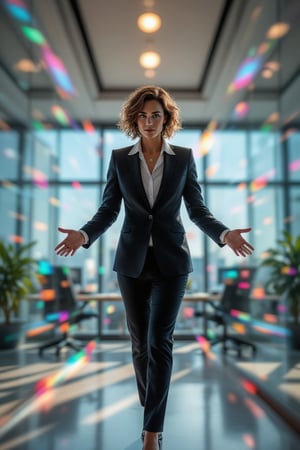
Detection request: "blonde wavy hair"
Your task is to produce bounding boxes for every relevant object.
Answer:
[118,85,182,139]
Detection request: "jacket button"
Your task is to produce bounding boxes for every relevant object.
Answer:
[148,215,153,220]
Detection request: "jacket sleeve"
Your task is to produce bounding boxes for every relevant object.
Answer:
[183,150,228,247]
[80,151,122,248]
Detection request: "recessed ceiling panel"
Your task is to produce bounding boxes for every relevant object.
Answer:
[78,0,225,90]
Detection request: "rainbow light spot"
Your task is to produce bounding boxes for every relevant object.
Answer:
[229,56,263,92]
[281,266,297,275]
[289,159,300,172]
[22,26,46,45]
[230,309,251,322]
[4,0,32,22]
[51,105,70,126]
[234,101,250,118]
[42,47,76,97]
[0,341,97,436]
[238,281,251,290]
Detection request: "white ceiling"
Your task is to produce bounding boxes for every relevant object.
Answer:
[0,0,299,128]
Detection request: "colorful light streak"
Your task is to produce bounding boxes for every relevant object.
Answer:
[4,1,76,98]
[25,167,49,189]
[240,269,251,279]
[244,397,265,418]
[205,163,219,178]
[38,260,53,275]
[39,289,55,301]
[51,105,70,126]
[10,234,24,243]
[222,269,239,280]
[228,55,263,92]
[206,303,293,339]
[195,335,216,360]
[238,281,251,290]
[281,265,297,275]
[4,0,32,22]
[198,130,214,156]
[42,47,76,98]
[232,322,246,334]
[288,159,300,172]
[34,221,48,232]
[250,176,268,192]
[82,120,96,134]
[0,341,96,438]
[72,181,82,190]
[24,311,80,338]
[26,322,55,337]
[230,309,251,323]
[234,101,250,118]
[51,105,79,129]
[251,320,290,337]
[240,378,258,395]
[45,311,70,323]
[242,433,256,449]
[32,120,47,130]
[263,313,278,324]
[183,306,195,319]
[22,26,46,45]
[36,341,96,394]
[277,303,287,314]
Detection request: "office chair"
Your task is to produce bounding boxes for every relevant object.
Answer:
[195,282,256,357]
[38,266,98,358]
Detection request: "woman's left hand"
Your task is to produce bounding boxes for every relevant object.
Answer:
[224,228,254,257]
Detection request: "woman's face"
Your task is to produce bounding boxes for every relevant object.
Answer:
[136,100,166,140]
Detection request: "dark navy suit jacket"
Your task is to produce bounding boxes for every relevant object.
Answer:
[81,144,228,277]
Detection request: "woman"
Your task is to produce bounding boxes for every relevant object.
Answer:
[54,85,254,450]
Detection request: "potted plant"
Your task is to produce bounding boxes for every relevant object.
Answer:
[260,230,300,348]
[0,239,37,350]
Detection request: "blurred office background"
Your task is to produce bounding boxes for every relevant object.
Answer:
[0,0,300,440]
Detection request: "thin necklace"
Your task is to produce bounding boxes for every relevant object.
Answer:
[144,151,159,163]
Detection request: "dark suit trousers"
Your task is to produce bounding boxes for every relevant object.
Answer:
[117,248,188,432]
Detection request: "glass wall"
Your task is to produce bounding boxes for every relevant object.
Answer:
[1,126,299,335]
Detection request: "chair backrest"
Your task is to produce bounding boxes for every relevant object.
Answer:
[220,282,251,315]
[41,266,77,317]
[54,266,76,310]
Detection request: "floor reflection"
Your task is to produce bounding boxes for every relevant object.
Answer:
[0,341,299,450]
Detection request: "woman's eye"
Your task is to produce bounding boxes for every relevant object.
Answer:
[137,113,162,119]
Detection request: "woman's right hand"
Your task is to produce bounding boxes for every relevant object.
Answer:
[54,227,85,257]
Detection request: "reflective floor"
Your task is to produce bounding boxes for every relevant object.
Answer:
[0,341,299,450]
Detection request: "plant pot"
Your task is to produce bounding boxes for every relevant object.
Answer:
[0,322,24,350]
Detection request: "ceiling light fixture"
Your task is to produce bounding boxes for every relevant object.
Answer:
[139,51,161,69]
[137,12,162,33]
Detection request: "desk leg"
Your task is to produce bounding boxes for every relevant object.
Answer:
[203,302,208,338]
[97,302,102,340]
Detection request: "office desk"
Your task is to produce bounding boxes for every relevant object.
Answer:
[77,291,219,302]
[77,291,221,337]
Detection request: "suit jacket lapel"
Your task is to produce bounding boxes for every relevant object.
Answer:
[130,152,152,208]
[153,151,175,209]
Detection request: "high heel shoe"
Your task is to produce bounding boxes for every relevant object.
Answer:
[141,431,163,449]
